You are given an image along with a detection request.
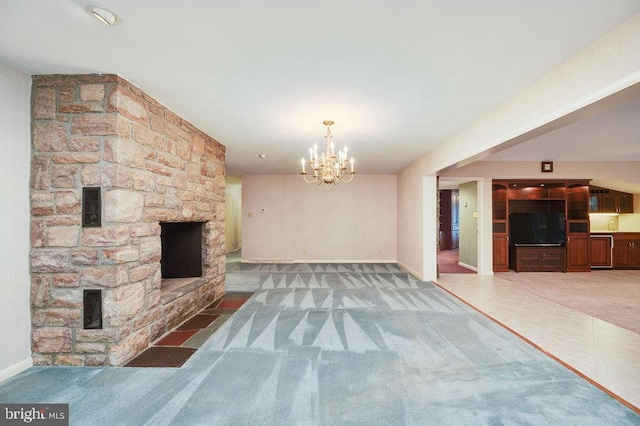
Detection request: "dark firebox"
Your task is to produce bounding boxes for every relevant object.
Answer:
[160,222,204,278]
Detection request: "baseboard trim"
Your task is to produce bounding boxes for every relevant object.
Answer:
[397,261,423,280]
[294,259,397,264]
[0,357,33,383]
[458,262,478,272]
[243,259,398,265]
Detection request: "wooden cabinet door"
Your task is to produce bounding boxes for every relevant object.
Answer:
[438,190,452,250]
[602,194,617,213]
[567,235,590,271]
[567,181,589,220]
[589,194,601,213]
[492,236,509,272]
[590,236,612,268]
[612,239,631,268]
[618,194,634,214]
[630,241,640,268]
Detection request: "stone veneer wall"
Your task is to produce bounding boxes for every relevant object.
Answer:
[30,74,226,366]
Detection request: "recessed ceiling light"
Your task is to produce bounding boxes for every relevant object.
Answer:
[86,4,122,26]
[258,154,268,159]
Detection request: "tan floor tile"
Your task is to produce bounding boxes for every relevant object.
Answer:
[435,273,640,410]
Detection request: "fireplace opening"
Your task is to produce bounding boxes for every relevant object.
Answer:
[83,289,103,329]
[160,222,204,278]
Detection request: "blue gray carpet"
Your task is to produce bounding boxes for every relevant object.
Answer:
[0,264,637,425]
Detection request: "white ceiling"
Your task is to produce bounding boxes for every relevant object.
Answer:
[483,94,640,163]
[1,0,639,177]
[479,90,640,194]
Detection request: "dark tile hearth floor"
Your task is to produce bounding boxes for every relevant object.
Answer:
[124,292,253,368]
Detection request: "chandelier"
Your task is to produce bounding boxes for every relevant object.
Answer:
[301,120,355,185]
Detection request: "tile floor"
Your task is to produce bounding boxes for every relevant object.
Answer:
[124,292,253,368]
[434,273,640,412]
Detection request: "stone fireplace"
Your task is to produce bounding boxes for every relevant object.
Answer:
[30,74,226,366]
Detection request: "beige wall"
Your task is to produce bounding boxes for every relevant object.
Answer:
[397,166,428,277]
[0,62,32,381]
[242,174,397,262]
[458,181,478,269]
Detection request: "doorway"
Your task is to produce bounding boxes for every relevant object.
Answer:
[438,189,459,251]
[438,179,478,274]
[225,177,242,255]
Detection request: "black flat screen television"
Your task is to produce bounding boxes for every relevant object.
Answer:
[509,212,566,246]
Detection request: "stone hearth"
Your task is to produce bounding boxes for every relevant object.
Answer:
[30,74,226,366]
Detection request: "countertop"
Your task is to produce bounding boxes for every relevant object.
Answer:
[590,231,640,236]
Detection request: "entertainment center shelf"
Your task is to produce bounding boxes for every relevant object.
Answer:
[509,199,565,213]
[508,181,566,199]
[492,179,590,273]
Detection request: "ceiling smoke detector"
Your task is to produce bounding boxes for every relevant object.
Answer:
[86,4,122,26]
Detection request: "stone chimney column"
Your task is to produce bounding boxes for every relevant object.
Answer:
[30,75,226,366]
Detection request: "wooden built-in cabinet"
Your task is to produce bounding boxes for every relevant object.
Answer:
[566,181,591,272]
[491,181,509,272]
[508,181,566,200]
[590,186,634,214]
[439,190,453,250]
[491,179,591,272]
[438,189,460,251]
[612,233,640,269]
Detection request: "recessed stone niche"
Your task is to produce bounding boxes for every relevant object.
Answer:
[30,74,226,366]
